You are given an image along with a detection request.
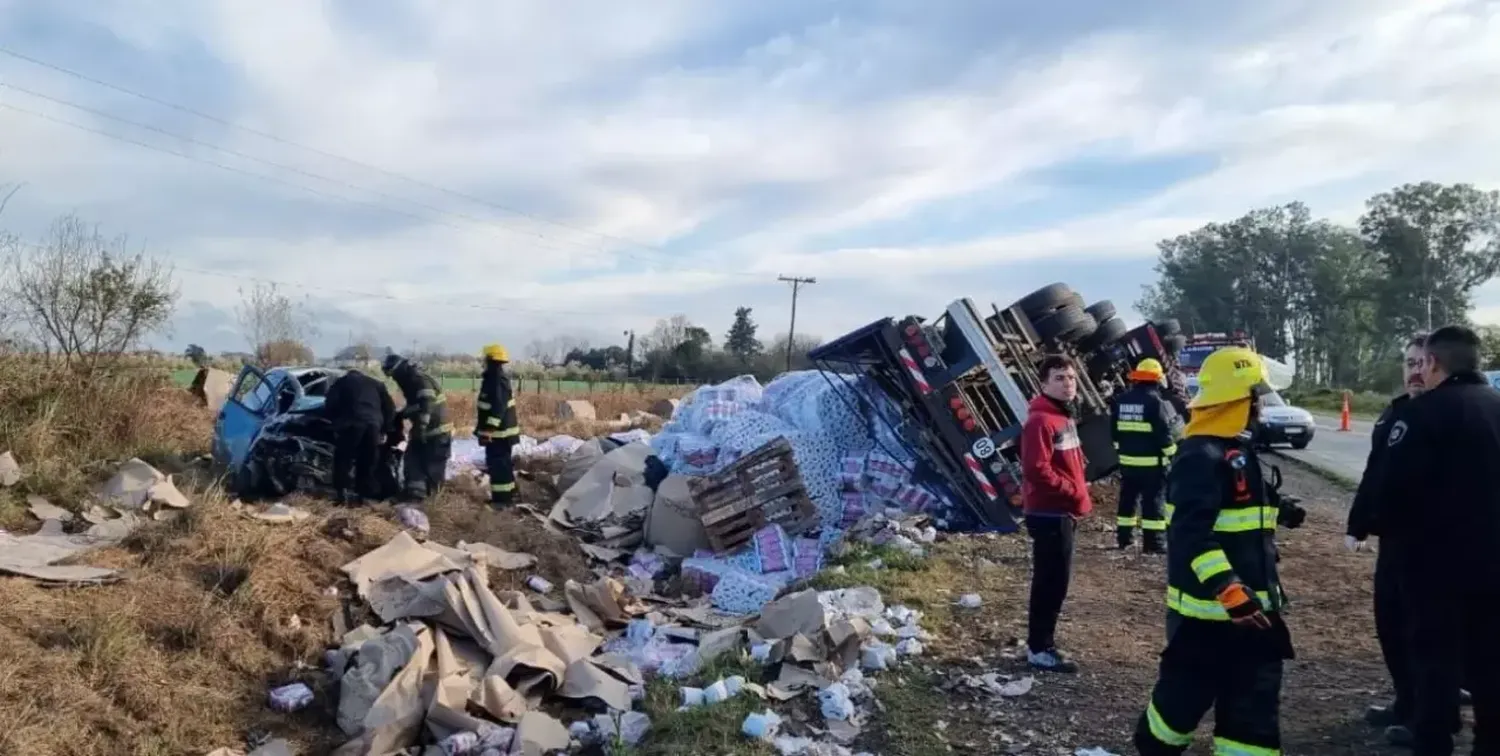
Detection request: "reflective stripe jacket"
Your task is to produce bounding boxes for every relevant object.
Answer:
[476,362,520,442]
[1164,435,1285,621]
[1110,383,1179,468]
[394,367,452,440]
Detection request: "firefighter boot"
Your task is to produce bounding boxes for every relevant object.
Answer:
[1142,530,1166,555]
[1116,526,1135,550]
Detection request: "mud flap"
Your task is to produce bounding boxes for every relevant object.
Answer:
[1076,413,1119,481]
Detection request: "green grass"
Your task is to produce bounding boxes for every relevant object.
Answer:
[1282,386,1390,419]
[167,368,684,394]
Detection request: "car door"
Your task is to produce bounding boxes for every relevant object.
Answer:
[212,366,274,467]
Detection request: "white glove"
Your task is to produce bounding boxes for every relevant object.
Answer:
[1344,535,1369,553]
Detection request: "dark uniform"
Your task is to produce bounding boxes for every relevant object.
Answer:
[1347,394,1416,728]
[383,355,453,501]
[323,369,396,503]
[1110,382,1179,551]
[1135,432,1305,755]
[1370,371,1500,756]
[477,358,521,506]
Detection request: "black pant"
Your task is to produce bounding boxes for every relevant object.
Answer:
[484,438,517,505]
[1401,573,1500,756]
[403,434,452,500]
[332,421,380,500]
[1374,545,1415,722]
[1026,514,1076,653]
[1135,615,1292,755]
[1118,468,1167,544]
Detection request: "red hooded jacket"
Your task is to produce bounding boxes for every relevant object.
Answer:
[1019,394,1093,518]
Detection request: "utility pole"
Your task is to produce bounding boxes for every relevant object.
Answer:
[623,330,635,377]
[778,275,817,371]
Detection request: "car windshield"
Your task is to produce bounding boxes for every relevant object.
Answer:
[1261,391,1286,407]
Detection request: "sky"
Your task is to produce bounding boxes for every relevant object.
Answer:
[1,0,1499,358]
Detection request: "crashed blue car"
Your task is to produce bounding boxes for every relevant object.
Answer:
[211,365,362,496]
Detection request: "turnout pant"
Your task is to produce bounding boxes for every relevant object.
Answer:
[1025,514,1077,653]
[332,421,381,500]
[1135,615,1293,755]
[484,438,517,505]
[402,434,452,501]
[1400,573,1500,756]
[1117,468,1167,547]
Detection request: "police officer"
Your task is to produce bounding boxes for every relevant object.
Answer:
[381,353,453,502]
[1347,333,1429,742]
[1369,325,1499,756]
[477,344,521,508]
[1110,357,1180,553]
[1134,346,1306,756]
[322,367,396,505]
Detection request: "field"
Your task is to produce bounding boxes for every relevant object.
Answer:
[0,359,1465,755]
[167,367,692,396]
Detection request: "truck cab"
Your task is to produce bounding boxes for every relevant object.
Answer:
[810,285,1175,531]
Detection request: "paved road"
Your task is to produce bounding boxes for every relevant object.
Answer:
[1274,413,1372,482]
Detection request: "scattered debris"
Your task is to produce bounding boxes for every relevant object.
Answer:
[267,682,315,712]
[743,710,783,740]
[25,495,72,522]
[0,450,22,487]
[957,593,983,608]
[691,437,820,553]
[557,399,597,420]
[236,501,312,524]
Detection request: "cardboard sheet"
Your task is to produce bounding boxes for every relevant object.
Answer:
[548,442,654,528]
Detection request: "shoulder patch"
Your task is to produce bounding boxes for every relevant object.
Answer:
[1387,419,1408,447]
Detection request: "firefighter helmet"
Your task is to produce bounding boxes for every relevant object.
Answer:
[1190,346,1270,409]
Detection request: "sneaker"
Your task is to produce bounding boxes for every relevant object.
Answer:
[1027,648,1079,673]
[1461,689,1472,707]
[1384,724,1414,748]
[1365,704,1403,728]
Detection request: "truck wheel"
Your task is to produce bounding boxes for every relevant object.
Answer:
[1154,318,1182,337]
[1017,283,1074,320]
[1164,334,1186,354]
[1080,316,1129,352]
[1035,304,1095,344]
[1085,300,1117,323]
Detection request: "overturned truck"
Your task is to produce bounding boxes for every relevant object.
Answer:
[809,283,1184,532]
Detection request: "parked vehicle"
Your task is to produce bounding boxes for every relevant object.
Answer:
[1256,390,1317,450]
[212,365,399,497]
[809,283,1182,531]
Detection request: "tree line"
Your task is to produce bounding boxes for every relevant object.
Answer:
[1138,181,1500,391]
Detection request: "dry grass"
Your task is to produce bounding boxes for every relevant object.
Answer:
[0,360,672,755]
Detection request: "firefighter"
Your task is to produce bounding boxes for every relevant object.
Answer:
[323,368,396,505]
[381,353,453,502]
[1368,325,1499,756]
[1110,357,1180,553]
[476,344,521,507]
[1134,346,1307,756]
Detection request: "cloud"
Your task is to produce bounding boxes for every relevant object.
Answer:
[0,0,1497,356]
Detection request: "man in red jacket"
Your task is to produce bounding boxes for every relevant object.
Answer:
[1020,354,1093,673]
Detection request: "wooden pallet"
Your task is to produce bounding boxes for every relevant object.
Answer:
[689,437,820,553]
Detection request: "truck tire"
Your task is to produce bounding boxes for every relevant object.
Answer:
[1017,283,1074,320]
[1035,304,1095,344]
[1154,318,1182,337]
[1080,316,1129,352]
[1085,300,1117,323]
[1164,334,1186,354]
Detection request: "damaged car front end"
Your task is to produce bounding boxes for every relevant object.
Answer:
[213,365,400,498]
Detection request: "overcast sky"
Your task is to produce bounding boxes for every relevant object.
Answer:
[2,0,1498,357]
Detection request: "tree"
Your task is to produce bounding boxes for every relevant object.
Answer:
[184,343,208,367]
[725,306,763,364]
[236,281,317,368]
[761,333,823,373]
[1360,182,1500,335]
[1,213,178,373]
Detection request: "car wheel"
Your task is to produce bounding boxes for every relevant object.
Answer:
[1017,283,1075,320]
[1085,300,1117,323]
[1035,304,1096,344]
[1291,439,1309,450]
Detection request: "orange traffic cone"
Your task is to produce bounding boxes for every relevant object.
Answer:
[1339,391,1352,432]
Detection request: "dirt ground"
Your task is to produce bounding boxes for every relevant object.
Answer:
[870,460,1469,756]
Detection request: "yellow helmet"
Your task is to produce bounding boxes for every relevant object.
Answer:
[1190,346,1270,409]
[1129,357,1164,383]
[481,343,510,362]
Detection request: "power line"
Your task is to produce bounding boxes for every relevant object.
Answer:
[777,275,817,371]
[0,81,611,259]
[0,44,758,272]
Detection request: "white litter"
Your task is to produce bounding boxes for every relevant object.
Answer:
[957,593,983,608]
